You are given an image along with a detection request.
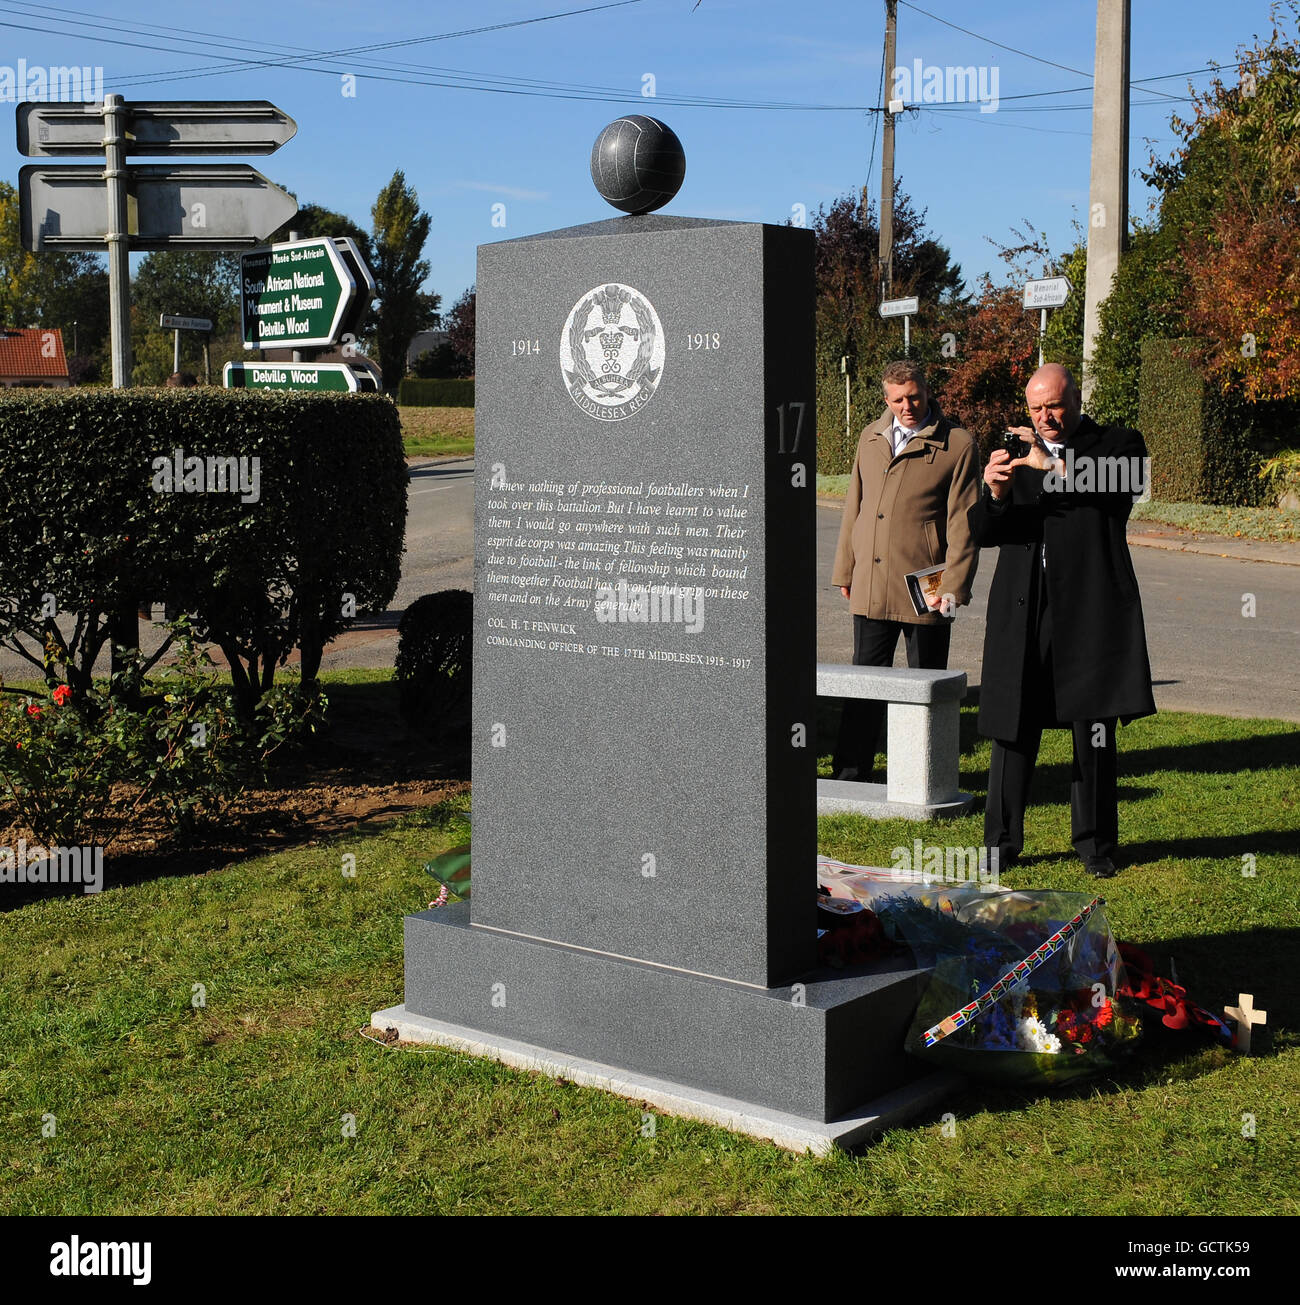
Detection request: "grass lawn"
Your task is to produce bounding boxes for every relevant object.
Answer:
[815,474,1300,543]
[1,707,1296,1215]
[399,405,474,459]
[1128,500,1300,542]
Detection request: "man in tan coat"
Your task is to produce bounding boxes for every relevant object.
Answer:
[830,360,981,780]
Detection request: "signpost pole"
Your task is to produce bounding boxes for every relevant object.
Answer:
[102,95,136,666]
[173,329,181,375]
[903,313,910,358]
[287,229,302,365]
[840,355,851,448]
[1039,307,1047,366]
[102,95,131,389]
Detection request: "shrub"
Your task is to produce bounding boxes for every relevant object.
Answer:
[1138,339,1275,506]
[0,389,406,717]
[0,629,320,848]
[395,590,471,746]
[397,378,474,407]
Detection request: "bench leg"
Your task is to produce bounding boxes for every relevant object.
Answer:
[886,700,961,807]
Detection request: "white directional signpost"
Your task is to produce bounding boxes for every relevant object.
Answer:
[17,100,296,156]
[880,295,920,357]
[1023,276,1073,366]
[160,313,214,376]
[16,95,299,387]
[20,163,297,252]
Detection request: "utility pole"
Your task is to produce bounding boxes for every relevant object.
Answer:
[102,94,132,389]
[1082,0,1131,402]
[878,0,898,302]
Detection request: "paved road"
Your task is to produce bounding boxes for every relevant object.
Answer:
[6,458,1298,722]
[814,501,1300,722]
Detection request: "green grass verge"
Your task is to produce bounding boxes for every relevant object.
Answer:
[1128,500,1300,542]
[1,708,1296,1214]
[400,405,474,459]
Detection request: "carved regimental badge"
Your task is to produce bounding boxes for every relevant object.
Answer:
[560,283,665,421]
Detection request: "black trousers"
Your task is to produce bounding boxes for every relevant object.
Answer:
[833,616,951,779]
[984,559,1119,860]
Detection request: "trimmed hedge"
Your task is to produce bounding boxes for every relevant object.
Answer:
[0,389,406,712]
[395,590,471,747]
[397,377,475,407]
[1138,339,1278,506]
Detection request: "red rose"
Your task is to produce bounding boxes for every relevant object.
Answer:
[52,685,72,706]
[26,704,42,719]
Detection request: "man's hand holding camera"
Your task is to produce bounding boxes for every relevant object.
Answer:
[983,426,1064,500]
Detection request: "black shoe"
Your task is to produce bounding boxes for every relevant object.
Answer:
[1085,855,1117,879]
[986,846,1018,870]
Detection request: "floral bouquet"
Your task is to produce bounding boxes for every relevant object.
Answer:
[881,889,1146,1085]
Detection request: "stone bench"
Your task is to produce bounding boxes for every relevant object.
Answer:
[817,664,975,820]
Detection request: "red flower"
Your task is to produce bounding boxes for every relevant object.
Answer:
[52,685,72,706]
[26,704,43,719]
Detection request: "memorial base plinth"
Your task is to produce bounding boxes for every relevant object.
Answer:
[383,901,946,1142]
[370,1005,959,1155]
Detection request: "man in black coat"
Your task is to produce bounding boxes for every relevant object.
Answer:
[969,364,1156,878]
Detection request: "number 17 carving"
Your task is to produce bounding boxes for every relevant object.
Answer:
[775,402,807,454]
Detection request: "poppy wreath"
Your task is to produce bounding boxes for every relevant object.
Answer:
[1117,943,1235,1045]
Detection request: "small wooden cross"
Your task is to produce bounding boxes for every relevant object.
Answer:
[1225,993,1267,1054]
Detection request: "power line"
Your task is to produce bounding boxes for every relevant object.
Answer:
[898,1,1198,103]
[2,1,1249,118]
[0,3,874,110]
[914,107,1091,138]
[898,0,1091,77]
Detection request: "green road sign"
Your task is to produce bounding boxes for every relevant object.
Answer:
[223,361,359,392]
[240,237,354,350]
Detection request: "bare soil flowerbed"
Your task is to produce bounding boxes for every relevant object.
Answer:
[0,676,468,909]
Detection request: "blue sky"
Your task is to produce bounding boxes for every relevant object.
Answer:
[3,0,1284,308]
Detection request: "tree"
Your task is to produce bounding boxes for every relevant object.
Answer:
[935,275,1040,443]
[1169,16,1300,401]
[370,171,440,393]
[931,223,1083,444]
[1088,4,1300,419]
[270,202,378,348]
[130,251,240,384]
[270,202,374,269]
[806,186,965,471]
[0,180,109,368]
[445,286,476,377]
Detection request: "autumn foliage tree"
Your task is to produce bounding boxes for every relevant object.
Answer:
[935,276,1040,445]
[1174,11,1300,401]
[808,185,965,471]
[934,224,1082,447]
